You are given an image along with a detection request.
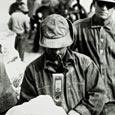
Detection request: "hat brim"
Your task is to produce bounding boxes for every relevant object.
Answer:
[96,0,115,3]
[39,31,73,48]
[39,19,73,48]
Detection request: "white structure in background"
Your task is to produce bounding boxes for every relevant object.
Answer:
[0,31,26,97]
[80,0,93,13]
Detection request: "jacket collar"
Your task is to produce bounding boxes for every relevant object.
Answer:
[91,14,115,31]
[44,49,75,72]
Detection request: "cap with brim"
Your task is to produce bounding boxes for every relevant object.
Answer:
[39,14,73,48]
[96,0,115,3]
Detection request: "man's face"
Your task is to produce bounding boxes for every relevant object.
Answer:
[45,47,67,60]
[95,0,115,19]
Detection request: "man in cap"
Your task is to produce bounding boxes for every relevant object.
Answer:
[18,14,105,115]
[71,0,115,114]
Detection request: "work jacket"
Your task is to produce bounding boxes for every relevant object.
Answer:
[19,49,105,115]
[71,14,115,103]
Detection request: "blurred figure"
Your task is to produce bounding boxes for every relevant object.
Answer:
[36,0,59,19]
[0,47,17,115]
[55,0,87,22]
[27,0,42,31]
[67,0,87,22]
[8,2,30,61]
[56,0,69,17]
[27,0,41,19]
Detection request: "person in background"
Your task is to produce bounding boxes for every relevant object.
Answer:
[71,0,115,114]
[27,0,42,31]
[9,0,22,15]
[0,46,17,115]
[8,2,30,61]
[67,0,87,22]
[17,14,105,115]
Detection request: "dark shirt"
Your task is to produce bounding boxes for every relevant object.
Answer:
[71,14,115,103]
[9,2,19,15]
[19,49,105,115]
[35,5,56,20]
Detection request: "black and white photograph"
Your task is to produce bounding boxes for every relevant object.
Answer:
[1,0,115,115]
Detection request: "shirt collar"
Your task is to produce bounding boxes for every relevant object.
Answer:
[44,49,75,72]
[91,14,114,30]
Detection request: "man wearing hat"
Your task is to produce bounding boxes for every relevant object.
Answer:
[18,14,105,115]
[71,0,115,114]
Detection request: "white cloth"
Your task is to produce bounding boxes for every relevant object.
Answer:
[6,95,67,115]
[2,46,26,87]
[1,43,26,97]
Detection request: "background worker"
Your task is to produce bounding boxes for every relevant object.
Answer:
[71,0,115,114]
[8,2,30,61]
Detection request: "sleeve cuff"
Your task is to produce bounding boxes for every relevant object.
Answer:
[74,105,91,115]
[68,110,81,115]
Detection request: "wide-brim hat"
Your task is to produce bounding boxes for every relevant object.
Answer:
[42,0,50,6]
[96,0,115,3]
[39,14,73,48]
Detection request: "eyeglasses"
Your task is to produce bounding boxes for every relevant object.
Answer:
[96,1,115,9]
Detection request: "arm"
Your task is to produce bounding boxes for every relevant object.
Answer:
[24,16,30,33]
[69,23,79,52]
[18,66,37,104]
[70,61,105,115]
[8,17,13,31]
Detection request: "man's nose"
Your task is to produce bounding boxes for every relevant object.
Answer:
[101,4,108,10]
